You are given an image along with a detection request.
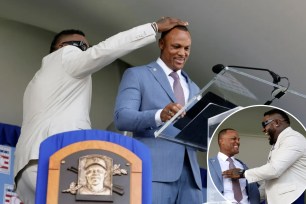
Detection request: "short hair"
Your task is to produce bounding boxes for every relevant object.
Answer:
[160,25,189,40]
[264,108,290,125]
[217,128,236,141]
[49,29,85,53]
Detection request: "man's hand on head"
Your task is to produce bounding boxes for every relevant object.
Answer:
[155,17,189,33]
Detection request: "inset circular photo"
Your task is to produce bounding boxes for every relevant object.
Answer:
[207,105,306,204]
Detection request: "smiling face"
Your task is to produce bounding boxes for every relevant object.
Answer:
[219,129,240,157]
[261,109,290,146]
[159,27,191,71]
[262,114,279,145]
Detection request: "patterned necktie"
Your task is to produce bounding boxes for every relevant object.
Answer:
[169,72,185,105]
[227,157,243,203]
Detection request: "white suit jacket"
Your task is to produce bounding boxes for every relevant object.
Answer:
[14,23,156,179]
[245,127,306,204]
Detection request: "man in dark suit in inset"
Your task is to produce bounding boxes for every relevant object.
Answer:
[208,128,260,204]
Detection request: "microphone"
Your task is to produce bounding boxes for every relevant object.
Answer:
[212,64,281,84]
[212,64,225,74]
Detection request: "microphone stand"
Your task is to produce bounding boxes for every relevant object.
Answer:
[212,64,289,105]
[227,65,281,85]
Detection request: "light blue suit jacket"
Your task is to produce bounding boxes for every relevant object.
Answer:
[208,156,260,204]
[114,61,202,189]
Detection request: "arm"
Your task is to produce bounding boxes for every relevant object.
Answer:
[63,23,156,78]
[114,69,158,132]
[63,17,189,78]
[223,134,305,183]
[114,67,186,133]
[245,134,304,183]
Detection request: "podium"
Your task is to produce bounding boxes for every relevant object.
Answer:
[35,130,152,204]
[154,67,306,151]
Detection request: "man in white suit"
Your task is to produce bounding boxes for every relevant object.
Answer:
[223,108,306,204]
[13,17,188,204]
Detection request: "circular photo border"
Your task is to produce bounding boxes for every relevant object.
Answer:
[206,105,306,204]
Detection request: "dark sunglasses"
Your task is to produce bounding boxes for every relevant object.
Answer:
[262,119,274,128]
[61,41,89,51]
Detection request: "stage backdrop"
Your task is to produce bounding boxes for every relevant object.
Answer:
[0,123,23,204]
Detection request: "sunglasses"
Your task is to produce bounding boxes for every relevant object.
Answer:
[61,41,89,51]
[262,119,274,128]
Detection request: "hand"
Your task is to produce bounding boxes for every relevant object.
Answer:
[222,168,243,179]
[160,103,185,122]
[156,17,189,33]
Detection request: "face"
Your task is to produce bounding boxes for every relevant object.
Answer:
[159,28,191,71]
[54,34,89,51]
[219,130,240,157]
[262,115,278,145]
[85,164,106,188]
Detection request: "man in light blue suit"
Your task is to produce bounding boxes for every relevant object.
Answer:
[208,128,260,204]
[114,25,203,204]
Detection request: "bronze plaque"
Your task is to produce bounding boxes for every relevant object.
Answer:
[59,149,130,203]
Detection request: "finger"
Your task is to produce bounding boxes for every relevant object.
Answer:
[161,111,171,122]
[162,106,174,119]
[222,170,231,175]
[172,103,184,111]
[171,106,180,113]
[176,19,189,26]
[172,104,186,117]
[167,109,174,116]
[155,17,188,32]
[168,17,188,26]
[169,104,182,115]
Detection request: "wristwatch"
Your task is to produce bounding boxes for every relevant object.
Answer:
[238,169,245,178]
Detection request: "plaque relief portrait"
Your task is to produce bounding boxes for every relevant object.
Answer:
[78,154,113,195]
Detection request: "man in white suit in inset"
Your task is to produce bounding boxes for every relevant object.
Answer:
[13,17,188,204]
[223,108,306,204]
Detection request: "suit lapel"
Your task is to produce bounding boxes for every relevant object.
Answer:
[146,62,197,104]
[181,71,194,101]
[210,157,223,183]
[147,62,177,102]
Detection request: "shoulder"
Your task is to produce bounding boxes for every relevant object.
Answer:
[130,61,158,70]
[280,127,306,148]
[235,158,249,168]
[286,127,305,139]
[123,62,160,75]
[43,46,80,64]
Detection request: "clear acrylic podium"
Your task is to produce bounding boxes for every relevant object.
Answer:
[154,66,306,151]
